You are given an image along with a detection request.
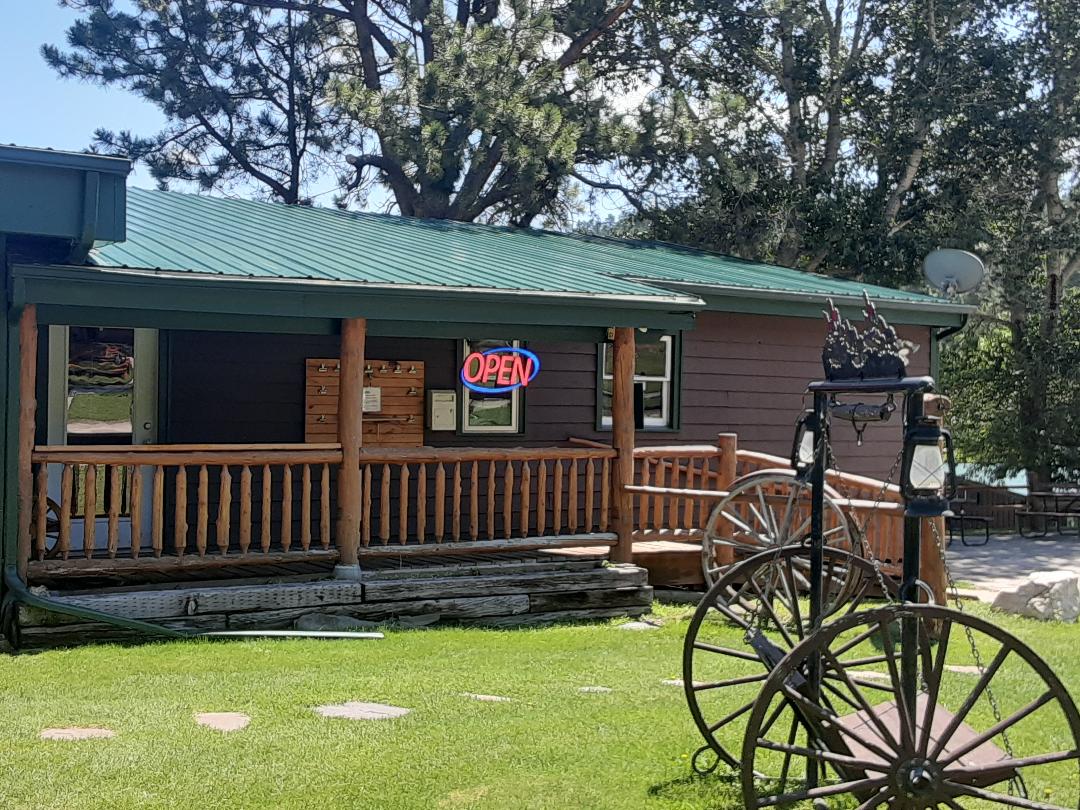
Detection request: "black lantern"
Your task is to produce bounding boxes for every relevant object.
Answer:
[790,409,817,474]
[900,415,956,516]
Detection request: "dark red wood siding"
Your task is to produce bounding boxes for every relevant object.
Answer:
[165,311,931,479]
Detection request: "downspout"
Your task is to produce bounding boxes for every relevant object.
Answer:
[930,314,968,380]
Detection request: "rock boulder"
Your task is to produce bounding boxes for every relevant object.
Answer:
[991,571,1080,622]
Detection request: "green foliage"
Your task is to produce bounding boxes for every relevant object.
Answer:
[45,0,635,223]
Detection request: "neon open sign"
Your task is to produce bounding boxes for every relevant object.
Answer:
[460,347,541,394]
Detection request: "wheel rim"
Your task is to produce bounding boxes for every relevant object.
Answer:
[702,471,857,589]
[684,546,895,773]
[740,604,1080,809]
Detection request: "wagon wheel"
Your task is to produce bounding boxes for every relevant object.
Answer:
[701,469,858,590]
[684,545,897,775]
[741,604,1080,809]
[32,498,63,560]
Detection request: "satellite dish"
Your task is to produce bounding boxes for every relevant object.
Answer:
[923,249,985,297]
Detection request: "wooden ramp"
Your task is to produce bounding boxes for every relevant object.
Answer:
[15,551,653,647]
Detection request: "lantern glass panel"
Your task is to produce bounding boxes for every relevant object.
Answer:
[908,444,946,490]
[798,430,815,467]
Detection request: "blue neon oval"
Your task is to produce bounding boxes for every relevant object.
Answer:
[461,347,541,394]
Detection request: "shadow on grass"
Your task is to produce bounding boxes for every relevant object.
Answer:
[648,767,743,808]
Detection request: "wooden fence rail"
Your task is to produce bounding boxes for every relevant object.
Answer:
[356,447,615,549]
[30,444,341,562]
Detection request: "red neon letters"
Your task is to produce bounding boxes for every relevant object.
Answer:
[460,348,539,393]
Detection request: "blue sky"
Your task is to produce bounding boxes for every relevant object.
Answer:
[2,4,164,186]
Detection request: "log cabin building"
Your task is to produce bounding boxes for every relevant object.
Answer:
[0,145,971,645]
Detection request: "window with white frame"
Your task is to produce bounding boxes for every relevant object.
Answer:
[460,338,524,433]
[599,334,675,429]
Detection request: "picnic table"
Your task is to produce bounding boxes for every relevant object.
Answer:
[1016,487,1080,538]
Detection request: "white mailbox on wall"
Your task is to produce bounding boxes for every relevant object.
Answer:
[427,389,456,431]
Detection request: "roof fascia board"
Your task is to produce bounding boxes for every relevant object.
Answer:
[14,264,698,332]
[0,145,131,176]
[678,286,969,327]
[33,304,610,342]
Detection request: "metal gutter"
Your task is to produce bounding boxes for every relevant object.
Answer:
[26,262,708,310]
[0,145,131,176]
[623,277,976,317]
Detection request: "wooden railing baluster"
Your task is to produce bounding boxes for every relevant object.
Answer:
[175,465,188,556]
[130,465,143,559]
[361,464,371,547]
[486,461,496,539]
[108,465,121,558]
[553,459,563,534]
[238,465,252,554]
[197,465,209,556]
[452,462,462,541]
[568,459,579,533]
[399,463,410,544]
[380,463,391,544]
[83,463,97,559]
[434,462,445,540]
[261,464,272,553]
[651,458,666,530]
[320,463,331,549]
[469,461,479,541]
[280,464,292,553]
[35,463,47,561]
[520,461,531,537]
[536,459,547,536]
[416,463,427,543]
[503,461,514,539]
[301,464,311,551]
[600,457,610,532]
[584,459,595,533]
[152,465,164,557]
[59,463,73,559]
[639,459,651,529]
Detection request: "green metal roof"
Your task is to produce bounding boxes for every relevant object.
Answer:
[86,188,968,321]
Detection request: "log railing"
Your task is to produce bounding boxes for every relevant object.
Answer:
[354,447,616,552]
[29,444,341,562]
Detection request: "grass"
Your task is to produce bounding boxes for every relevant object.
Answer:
[0,602,1077,809]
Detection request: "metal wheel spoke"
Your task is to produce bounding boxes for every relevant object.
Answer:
[944,781,1073,810]
[779,684,898,764]
[757,736,891,774]
[939,691,1055,768]
[853,784,895,810]
[692,640,763,662]
[748,578,796,648]
[692,672,769,691]
[715,509,772,545]
[919,618,952,757]
[781,556,804,637]
[834,624,888,658]
[706,699,757,734]
[876,618,917,755]
[821,649,903,753]
[755,775,890,807]
[943,748,1080,780]
[777,713,799,794]
[929,645,1012,760]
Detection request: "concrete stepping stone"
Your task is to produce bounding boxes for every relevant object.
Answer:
[463,693,512,703]
[578,686,613,694]
[848,670,890,681]
[945,665,983,675]
[40,727,115,741]
[195,712,251,732]
[314,701,410,720]
[618,620,661,631]
[661,678,705,688]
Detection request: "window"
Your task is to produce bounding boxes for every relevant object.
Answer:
[460,338,524,433]
[599,334,678,429]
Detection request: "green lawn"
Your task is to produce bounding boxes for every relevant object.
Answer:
[0,602,1076,810]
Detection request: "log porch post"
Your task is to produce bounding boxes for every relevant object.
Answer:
[610,327,635,564]
[16,304,37,581]
[714,432,738,567]
[335,317,366,571]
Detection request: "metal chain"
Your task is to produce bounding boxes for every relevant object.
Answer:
[926,515,1017,766]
